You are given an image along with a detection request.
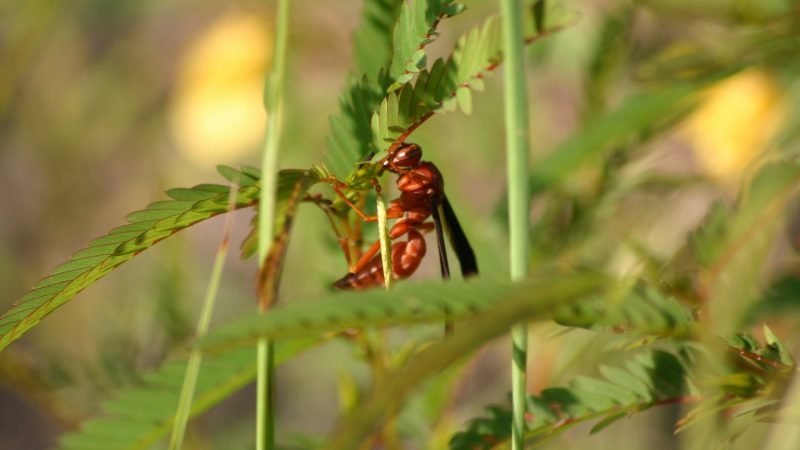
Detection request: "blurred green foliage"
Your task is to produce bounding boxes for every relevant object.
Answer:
[2,1,800,449]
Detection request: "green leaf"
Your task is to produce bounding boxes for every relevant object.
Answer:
[388,0,464,91]
[324,0,463,179]
[200,274,607,351]
[553,282,693,338]
[324,77,385,179]
[762,324,795,366]
[216,165,258,186]
[449,350,690,450]
[455,86,472,115]
[570,375,640,406]
[353,0,404,81]
[0,169,318,352]
[674,396,743,435]
[627,351,687,398]
[326,1,574,182]
[589,411,628,435]
[56,339,315,450]
[370,8,572,154]
[324,273,606,450]
[599,365,654,402]
[726,328,796,374]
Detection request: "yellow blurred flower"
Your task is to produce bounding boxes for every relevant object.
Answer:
[684,69,786,186]
[170,10,272,166]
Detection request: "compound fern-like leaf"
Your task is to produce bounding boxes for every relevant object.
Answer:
[325,273,607,450]
[324,0,403,178]
[553,282,694,338]
[449,350,692,450]
[353,0,404,82]
[675,328,796,435]
[370,3,574,153]
[0,168,319,352]
[200,274,607,351]
[56,340,315,450]
[387,0,465,90]
[325,0,463,178]
[324,77,386,179]
[450,326,797,449]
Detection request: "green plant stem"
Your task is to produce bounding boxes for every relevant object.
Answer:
[257,0,290,268]
[500,0,532,449]
[257,1,290,450]
[168,190,237,450]
[255,340,275,450]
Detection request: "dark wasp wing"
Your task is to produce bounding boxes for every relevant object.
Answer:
[438,195,478,278]
[430,196,451,280]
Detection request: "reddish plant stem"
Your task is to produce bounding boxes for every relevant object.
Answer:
[732,347,793,370]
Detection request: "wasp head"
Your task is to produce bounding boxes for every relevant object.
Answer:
[383,143,423,173]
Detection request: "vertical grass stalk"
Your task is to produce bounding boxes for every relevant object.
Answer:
[257,1,290,449]
[500,0,532,448]
[167,190,236,450]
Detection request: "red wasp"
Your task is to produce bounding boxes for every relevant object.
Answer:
[329,143,478,289]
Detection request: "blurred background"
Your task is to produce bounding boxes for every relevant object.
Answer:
[1,0,798,449]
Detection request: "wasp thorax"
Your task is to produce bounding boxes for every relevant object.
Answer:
[387,143,423,171]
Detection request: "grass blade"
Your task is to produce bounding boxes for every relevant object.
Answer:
[500,0,533,448]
